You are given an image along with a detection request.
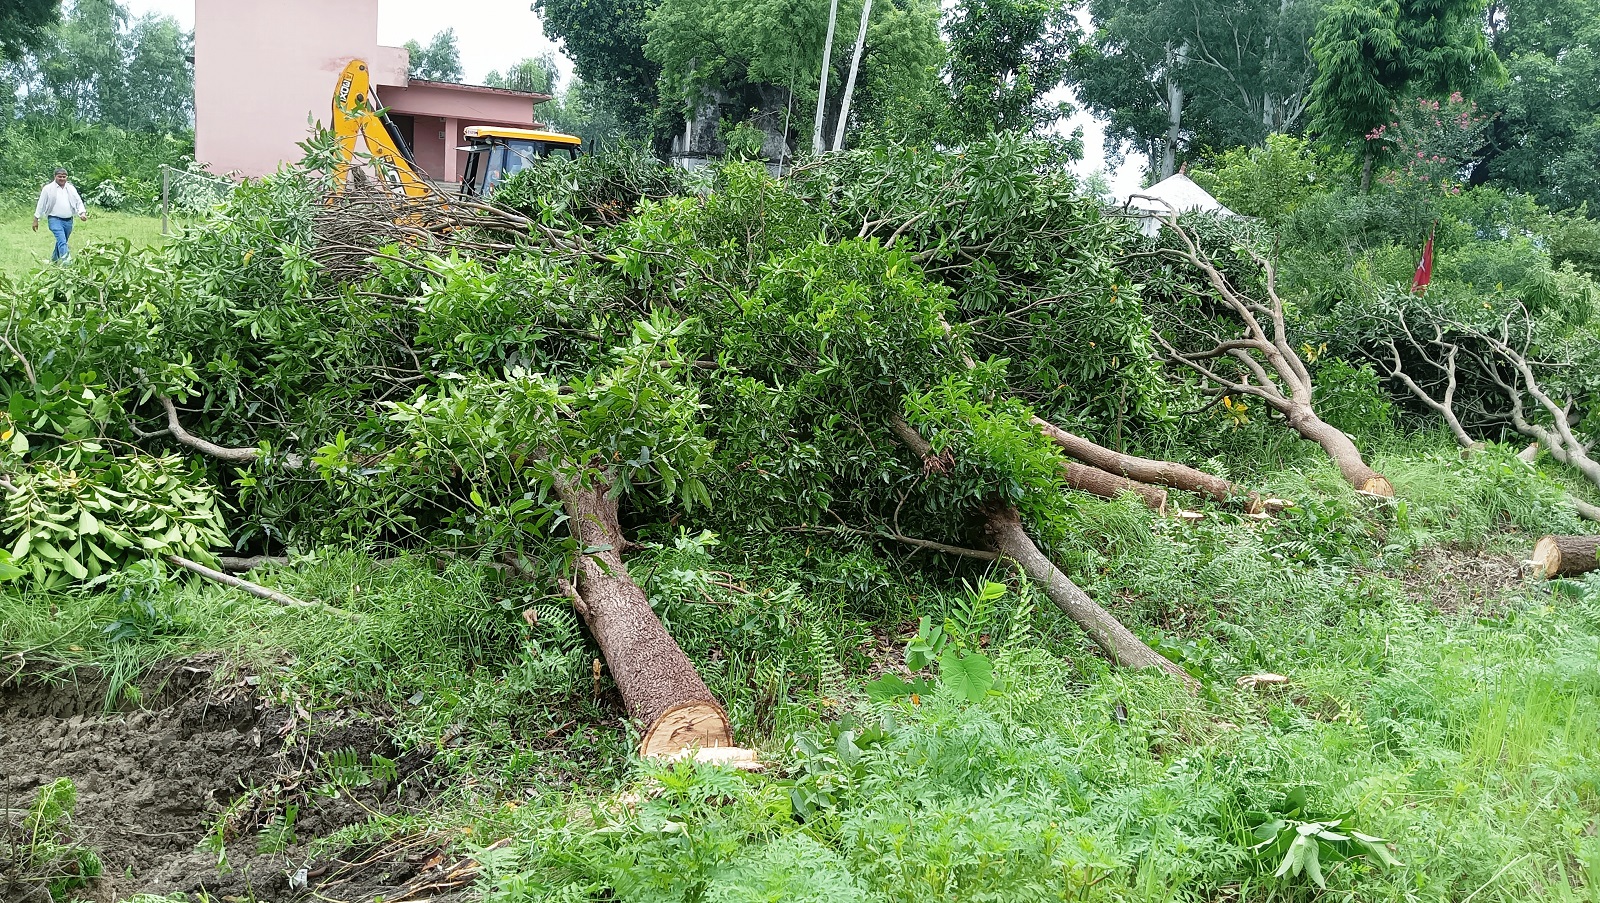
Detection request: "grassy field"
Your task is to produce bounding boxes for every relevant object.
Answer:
[4,433,1600,902]
[0,206,170,279]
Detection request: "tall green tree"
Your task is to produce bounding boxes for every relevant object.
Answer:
[1308,0,1502,188]
[28,0,124,120]
[1473,0,1600,210]
[1073,0,1326,178]
[485,53,562,95]
[404,29,464,83]
[943,0,1077,140]
[0,0,60,62]
[533,0,663,138]
[6,0,191,132]
[644,0,940,155]
[117,14,193,133]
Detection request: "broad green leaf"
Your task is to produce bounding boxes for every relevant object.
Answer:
[865,673,911,701]
[60,553,88,580]
[938,647,995,702]
[0,551,24,582]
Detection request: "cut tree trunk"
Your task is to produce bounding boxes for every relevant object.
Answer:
[1287,411,1394,496]
[552,473,732,758]
[1061,460,1168,514]
[1033,416,1273,512]
[983,504,1198,689]
[1530,535,1600,579]
[887,414,1194,688]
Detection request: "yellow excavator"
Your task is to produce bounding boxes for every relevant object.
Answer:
[330,60,581,199]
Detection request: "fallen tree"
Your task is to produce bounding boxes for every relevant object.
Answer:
[887,414,1193,684]
[370,323,735,757]
[1035,417,1275,512]
[1345,295,1600,523]
[554,474,732,755]
[1059,457,1169,514]
[794,139,1273,515]
[1131,210,1393,495]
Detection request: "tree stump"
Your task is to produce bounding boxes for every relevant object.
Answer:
[1531,535,1600,579]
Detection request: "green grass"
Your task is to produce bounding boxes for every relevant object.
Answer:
[0,206,170,279]
[3,436,1600,901]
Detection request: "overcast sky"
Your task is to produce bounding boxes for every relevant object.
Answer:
[122,0,569,82]
[123,0,1143,193]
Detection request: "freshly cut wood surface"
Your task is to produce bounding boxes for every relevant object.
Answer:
[1531,535,1600,579]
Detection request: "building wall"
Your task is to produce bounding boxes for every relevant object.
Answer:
[408,119,448,183]
[196,0,547,182]
[383,84,540,183]
[195,0,391,178]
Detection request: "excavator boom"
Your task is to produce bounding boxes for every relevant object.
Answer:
[330,60,432,199]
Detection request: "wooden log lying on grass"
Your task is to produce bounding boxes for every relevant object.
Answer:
[165,554,313,608]
[1530,535,1600,579]
[164,554,359,621]
[552,474,734,758]
[1033,417,1281,513]
[1061,460,1168,514]
[981,504,1198,690]
[887,416,1198,690]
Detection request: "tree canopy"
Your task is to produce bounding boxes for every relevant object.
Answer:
[0,0,60,63]
[404,29,465,83]
[1308,0,1501,177]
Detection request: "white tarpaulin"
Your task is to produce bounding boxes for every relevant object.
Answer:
[1124,173,1236,236]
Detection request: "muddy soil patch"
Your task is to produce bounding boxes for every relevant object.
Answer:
[0,658,448,902]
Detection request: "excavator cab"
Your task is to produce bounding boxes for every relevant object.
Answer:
[459,127,582,198]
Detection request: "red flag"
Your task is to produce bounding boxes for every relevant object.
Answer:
[1411,230,1435,293]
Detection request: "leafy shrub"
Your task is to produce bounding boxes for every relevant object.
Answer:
[1312,358,1394,437]
[1191,134,1343,225]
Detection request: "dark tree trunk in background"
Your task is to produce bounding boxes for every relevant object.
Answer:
[553,473,732,757]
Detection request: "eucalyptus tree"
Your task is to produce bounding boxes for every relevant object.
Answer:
[485,54,562,95]
[1072,0,1327,179]
[644,0,940,155]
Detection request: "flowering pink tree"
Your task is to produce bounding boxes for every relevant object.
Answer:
[1367,94,1491,194]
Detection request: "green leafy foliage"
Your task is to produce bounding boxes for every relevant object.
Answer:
[944,0,1078,138]
[2,450,228,587]
[1249,792,1401,888]
[0,778,103,902]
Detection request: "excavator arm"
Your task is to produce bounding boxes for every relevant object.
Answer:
[330,60,432,199]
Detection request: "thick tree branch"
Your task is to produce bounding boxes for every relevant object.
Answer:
[159,396,261,464]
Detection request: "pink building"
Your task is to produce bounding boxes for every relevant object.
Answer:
[195,0,550,183]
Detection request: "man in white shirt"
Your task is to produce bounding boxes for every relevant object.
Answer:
[33,168,89,263]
